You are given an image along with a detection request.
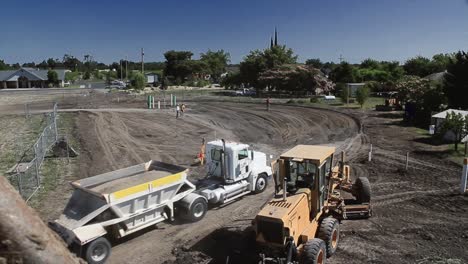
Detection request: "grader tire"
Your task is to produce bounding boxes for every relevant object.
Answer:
[301,238,327,264]
[353,177,371,203]
[318,217,340,257]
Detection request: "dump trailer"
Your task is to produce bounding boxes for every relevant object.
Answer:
[51,140,272,264]
[50,160,208,264]
[253,145,371,264]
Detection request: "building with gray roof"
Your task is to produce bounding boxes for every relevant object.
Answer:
[0,68,67,88]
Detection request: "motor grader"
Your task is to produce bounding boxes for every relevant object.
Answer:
[253,145,371,264]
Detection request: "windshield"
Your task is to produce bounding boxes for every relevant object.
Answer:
[211,148,222,161]
[287,161,317,190]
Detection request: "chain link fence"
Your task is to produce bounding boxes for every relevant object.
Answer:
[9,103,58,201]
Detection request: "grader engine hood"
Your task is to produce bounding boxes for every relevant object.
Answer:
[255,189,311,246]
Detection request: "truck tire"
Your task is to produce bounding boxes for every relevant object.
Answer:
[301,238,327,264]
[317,217,340,257]
[85,237,111,264]
[254,174,268,194]
[353,177,371,203]
[188,197,207,222]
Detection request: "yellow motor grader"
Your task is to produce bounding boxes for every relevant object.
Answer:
[253,145,371,264]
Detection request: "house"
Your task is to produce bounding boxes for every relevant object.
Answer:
[431,109,468,140]
[145,73,159,85]
[0,68,67,88]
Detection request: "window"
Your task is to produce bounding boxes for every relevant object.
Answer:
[211,148,222,161]
[238,149,249,160]
[288,161,317,190]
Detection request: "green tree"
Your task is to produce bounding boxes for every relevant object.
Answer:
[83,71,91,80]
[163,50,193,83]
[356,85,370,108]
[132,72,145,90]
[263,45,297,69]
[0,60,10,70]
[305,58,323,69]
[440,112,467,151]
[47,70,59,86]
[239,50,267,88]
[430,53,452,73]
[444,51,468,109]
[62,54,81,71]
[337,83,349,104]
[403,56,432,77]
[360,58,380,69]
[200,50,231,82]
[105,71,117,84]
[396,75,446,126]
[330,62,357,83]
[47,58,57,69]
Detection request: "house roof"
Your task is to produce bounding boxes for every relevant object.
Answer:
[0,68,66,81]
[432,109,468,119]
[425,71,447,82]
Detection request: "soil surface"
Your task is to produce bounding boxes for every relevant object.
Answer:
[1,90,467,264]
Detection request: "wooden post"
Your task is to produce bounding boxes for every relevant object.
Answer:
[461,158,468,194]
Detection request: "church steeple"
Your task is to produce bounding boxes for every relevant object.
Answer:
[274,27,278,46]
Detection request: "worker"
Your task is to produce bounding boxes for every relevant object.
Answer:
[181,103,186,117]
[176,104,180,119]
[266,97,270,111]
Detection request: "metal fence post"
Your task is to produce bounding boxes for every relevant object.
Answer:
[17,173,23,196]
[34,159,40,186]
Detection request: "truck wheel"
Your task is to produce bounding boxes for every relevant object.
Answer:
[188,197,207,222]
[301,238,326,264]
[318,217,340,257]
[254,174,268,194]
[85,237,111,264]
[353,177,371,203]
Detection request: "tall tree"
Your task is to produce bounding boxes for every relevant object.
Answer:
[200,50,231,82]
[444,51,468,109]
[47,70,59,86]
[47,58,57,69]
[305,58,323,69]
[163,50,194,84]
[330,62,357,83]
[403,56,432,77]
[0,60,10,70]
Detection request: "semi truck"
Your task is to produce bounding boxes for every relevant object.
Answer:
[50,139,272,264]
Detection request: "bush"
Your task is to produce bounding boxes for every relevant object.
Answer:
[132,73,145,90]
[47,70,59,86]
[356,85,370,108]
[310,96,319,103]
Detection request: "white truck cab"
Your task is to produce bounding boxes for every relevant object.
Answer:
[191,140,272,204]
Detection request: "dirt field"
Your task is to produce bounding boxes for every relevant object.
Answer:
[1,90,467,264]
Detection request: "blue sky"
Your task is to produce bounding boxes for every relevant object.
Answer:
[1,0,468,64]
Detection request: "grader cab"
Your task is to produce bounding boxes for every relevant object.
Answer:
[253,145,371,264]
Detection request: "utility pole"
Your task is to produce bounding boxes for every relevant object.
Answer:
[339,54,344,63]
[141,48,144,73]
[120,59,123,81]
[125,55,128,83]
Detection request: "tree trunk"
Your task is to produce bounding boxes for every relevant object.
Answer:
[0,177,82,264]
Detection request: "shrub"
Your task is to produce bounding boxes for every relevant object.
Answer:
[132,73,145,90]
